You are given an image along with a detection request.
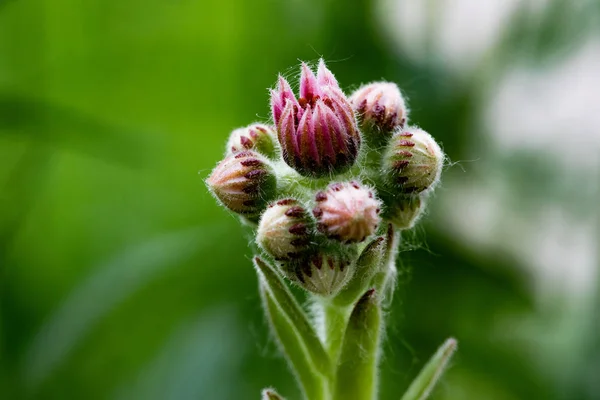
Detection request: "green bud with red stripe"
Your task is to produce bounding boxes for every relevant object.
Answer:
[256,199,314,261]
[383,127,444,194]
[206,150,276,219]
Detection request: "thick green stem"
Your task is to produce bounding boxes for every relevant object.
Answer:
[333,289,382,400]
[322,302,352,362]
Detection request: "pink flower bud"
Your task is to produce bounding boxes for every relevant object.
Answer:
[270,60,361,177]
[383,127,444,194]
[281,251,353,297]
[206,151,276,218]
[312,181,382,243]
[256,199,314,260]
[226,123,277,158]
[350,82,407,143]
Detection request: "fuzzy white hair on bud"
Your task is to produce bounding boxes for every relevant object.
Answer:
[313,181,382,243]
[257,199,313,260]
[384,127,444,194]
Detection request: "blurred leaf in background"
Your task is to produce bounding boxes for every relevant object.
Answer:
[1,0,599,399]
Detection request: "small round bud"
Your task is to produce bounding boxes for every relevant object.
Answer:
[271,60,361,177]
[257,199,314,260]
[226,123,277,158]
[206,151,276,219]
[312,181,382,243]
[350,82,407,145]
[383,127,444,194]
[281,250,353,297]
[385,195,424,230]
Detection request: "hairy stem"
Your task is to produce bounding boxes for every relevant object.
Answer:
[322,302,352,362]
[333,289,382,400]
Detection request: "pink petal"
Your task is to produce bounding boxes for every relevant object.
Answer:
[299,62,320,102]
[313,101,336,162]
[321,102,348,156]
[317,59,339,88]
[323,86,358,142]
[297,105,318,167]
[278,101,299,164]
[278,75,298,105]
[270,88,284,125]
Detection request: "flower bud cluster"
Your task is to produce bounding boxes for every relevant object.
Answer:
[206,60,444,297]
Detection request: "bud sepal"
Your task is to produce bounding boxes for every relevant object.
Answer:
[384,194,424,230]
[280,246,356,297]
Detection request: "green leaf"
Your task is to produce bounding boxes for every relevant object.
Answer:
[334,235,385,306]
[260,282,325,400]
[400,338,458,400]
[320,302,350,364]
[333,289,382,400]
[261,388,286,400]
[254,257,332,377]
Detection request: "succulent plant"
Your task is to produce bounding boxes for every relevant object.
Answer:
[205,59,454,400]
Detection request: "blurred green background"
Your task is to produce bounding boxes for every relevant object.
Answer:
[1,0,599,399]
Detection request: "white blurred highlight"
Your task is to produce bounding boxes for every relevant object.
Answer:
[376,0,599,299]
[487,38,600,171]
[377,0,524,73]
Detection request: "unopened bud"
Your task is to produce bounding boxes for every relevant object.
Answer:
[257,199,314,260]
[270,59,361,177]
[226,123,277,158]
[350,82,407,144]
[313,181,381,243]
[386,195,424,230]
[206,151,276,219]
[383,127,443,194]
[281,250,353,297]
